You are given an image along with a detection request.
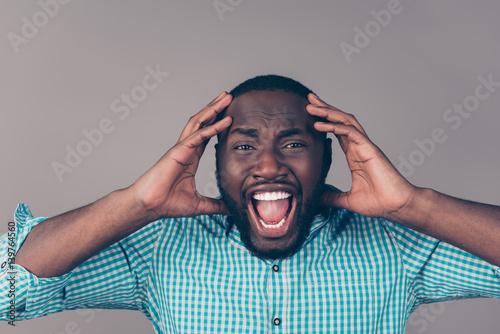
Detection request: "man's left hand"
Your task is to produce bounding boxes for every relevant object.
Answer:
[306,93,416,221]
[307,93,500,266]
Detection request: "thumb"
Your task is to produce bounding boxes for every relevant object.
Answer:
[196,197,229,216]
[322,190,350,210]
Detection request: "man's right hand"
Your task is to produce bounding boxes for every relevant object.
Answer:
[15,92,233,277]
[130,91,233,220]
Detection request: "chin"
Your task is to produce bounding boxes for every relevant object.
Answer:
[225,196,319,261]
[216,172,328,261]
[246,225,304,260]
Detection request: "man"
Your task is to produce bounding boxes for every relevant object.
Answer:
[1,75,499,333]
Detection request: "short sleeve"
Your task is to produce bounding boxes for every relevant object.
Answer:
[0,204,164,321]
[382,220,500,309]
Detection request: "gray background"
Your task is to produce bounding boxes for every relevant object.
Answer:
[1,0,499,333]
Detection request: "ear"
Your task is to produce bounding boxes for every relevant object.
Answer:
[325,137,332,152]
[214,143,219,161]
[322,138,333,176]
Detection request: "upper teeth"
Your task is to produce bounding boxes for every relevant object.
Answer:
[253,191,291,201]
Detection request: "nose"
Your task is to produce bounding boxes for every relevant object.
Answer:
[251,148,288,181]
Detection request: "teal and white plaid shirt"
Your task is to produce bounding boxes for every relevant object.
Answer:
[2,202,500,333]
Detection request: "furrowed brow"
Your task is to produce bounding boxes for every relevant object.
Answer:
[229,128,259,137]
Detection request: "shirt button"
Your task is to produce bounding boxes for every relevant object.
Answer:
[272,264,279,272]
[273,318,281,326]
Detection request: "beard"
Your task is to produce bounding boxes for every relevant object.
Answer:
[215,170,327,261]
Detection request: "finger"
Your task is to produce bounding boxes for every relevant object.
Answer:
[322,190,350,210]
[195,92,232,128]
[307,105,367,136]
[164,116,232,187]
[178,91,231,142]
[308,93,329,107]
[196,197,229,215]
[181,116,233,149]
[314,122,368,154]
[178,92,232,142]
[314,122,366,143]
[307,94,367,136]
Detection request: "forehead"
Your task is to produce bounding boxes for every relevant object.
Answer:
[224,90,315,132]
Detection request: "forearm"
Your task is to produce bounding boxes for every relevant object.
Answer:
[14,93,231,278]
[389,187,500,267]
[15,187,155,278]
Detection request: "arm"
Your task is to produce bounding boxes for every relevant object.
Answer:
[1,208,164,320]
[392,188,500,267]
[16,92,233,278]
[306,94,500,267]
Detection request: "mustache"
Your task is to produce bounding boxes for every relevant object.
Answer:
[241,180,302,199]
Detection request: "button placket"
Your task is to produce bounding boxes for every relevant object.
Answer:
[269,261,283,330]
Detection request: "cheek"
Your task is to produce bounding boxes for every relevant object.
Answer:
[218,154,250,193]
[291,151,324,193]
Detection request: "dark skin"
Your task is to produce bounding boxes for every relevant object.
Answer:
[216,91,328,256]
[16,90,500,278]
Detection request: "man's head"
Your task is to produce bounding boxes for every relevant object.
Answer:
[215,75,332,260]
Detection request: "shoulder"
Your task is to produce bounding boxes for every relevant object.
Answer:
[161,214,229,240]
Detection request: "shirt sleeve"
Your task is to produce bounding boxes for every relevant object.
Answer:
[382,219,500,309]
[0,203,164,321]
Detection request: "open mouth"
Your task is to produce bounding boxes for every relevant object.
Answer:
[247,190,297,238]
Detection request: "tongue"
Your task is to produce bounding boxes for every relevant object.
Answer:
[254,199,290,223]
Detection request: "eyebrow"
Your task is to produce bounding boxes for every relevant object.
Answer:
[277,128,307,139]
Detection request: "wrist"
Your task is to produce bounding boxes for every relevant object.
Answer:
[385,187,437,232]
[112,186,160,225]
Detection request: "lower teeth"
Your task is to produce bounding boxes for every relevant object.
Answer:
[259,216,286,229]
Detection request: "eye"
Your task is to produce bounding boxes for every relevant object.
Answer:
[234,144,254,151]
[285,142,305,149]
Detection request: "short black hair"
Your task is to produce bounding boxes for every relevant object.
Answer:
[215,74,315,123]
[215,74,332,181]
[229,74,314,99]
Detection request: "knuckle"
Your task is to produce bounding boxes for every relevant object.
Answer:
[198,131,210,142]
[210,106,222,115]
